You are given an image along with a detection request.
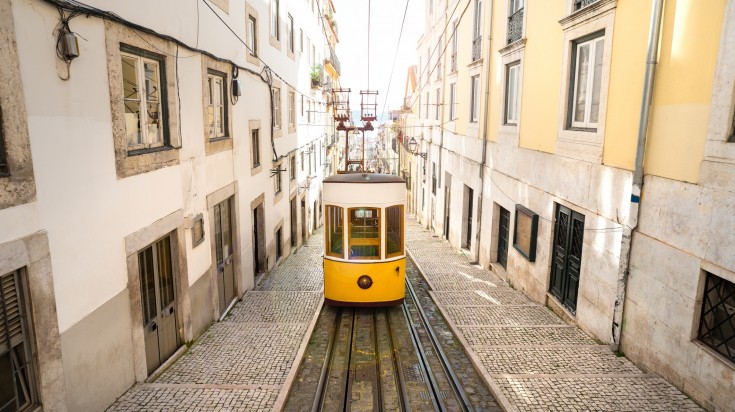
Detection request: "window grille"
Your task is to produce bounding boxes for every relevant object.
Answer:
[507,7,524,44]
[698,272,735,363]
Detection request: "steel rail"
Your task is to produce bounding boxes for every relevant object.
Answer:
[312,307,354,412]
[404,276,473,411]
[372,311,384,410]
[344,309,358,412]
[400,297,442,411]
[385,308,411,412]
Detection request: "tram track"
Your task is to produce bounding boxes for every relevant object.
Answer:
[300,286,474,412]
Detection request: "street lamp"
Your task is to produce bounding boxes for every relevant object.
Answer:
[408,137,418,154]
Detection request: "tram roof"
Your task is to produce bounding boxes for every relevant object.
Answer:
[323,173,405,184]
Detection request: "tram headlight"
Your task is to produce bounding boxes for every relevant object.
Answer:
[357,275,373,289]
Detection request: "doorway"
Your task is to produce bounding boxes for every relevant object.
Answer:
[301,198,307,240]
[497,206,510,269]
[443,172,452,240]
[213,197,236,316]
[461,185,474,250]
[313,200,318,230]
[252,203,266,277]
[549,204,585,314]
[139,235,179,375]
[290,196,298,247]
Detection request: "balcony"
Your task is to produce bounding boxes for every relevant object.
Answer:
[471,36,482,62]
[507,8,523,44]
[324,45,341,76]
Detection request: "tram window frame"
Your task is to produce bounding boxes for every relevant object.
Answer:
[325,205,344,258]
[347,207,381,260]
[385,205,404,258]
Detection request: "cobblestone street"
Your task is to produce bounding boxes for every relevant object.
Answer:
[404,218,704,412]
[107,233,326,411]
[105,218,707,411]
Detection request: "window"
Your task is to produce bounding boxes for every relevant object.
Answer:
[451,20,458,72]
[326,205,344,258]
[290,155,296,180]
[288,91,295,129]
[697,271,735,363]
[449,83,456,121]
[574,0,601,12]
[432,162,437,194]
[348,208,380,260]
[271,0,279,40]
[0,107,8,176]
[251,129,260,167]
[300,29,303,52]
[300,151,304,171]
[507,0,524,44]
[121,49,168,152]
[425,92,430,118]
[272,87,282,129]
[287,14,294,53]
[0,269,38,411]
[470,75,480,123]
[569,33,604,129]
[472,0,483,61]
[505,62,520,125]
[247,15,258,56]
[274,165,282,194]
[435,88,441,120]
[206,71,228,139]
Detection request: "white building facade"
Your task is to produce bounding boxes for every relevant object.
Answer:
[0,0,338,410]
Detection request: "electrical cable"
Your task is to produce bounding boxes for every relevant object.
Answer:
[379,0,411,122]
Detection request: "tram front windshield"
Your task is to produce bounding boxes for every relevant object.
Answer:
[349,208,380,259]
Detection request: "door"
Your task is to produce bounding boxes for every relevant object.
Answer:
[214,198,236,315]
[139,236,179,375]
[301,199,307,239]
[497,206,510,269]
[443,185,451,240]
[253,204,265,276]
[290,197,298,247]
[549,205,585,313]
[462,186,474,249]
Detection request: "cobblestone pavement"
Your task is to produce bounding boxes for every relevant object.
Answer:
[405,219,704,412]
[107,231,325,412]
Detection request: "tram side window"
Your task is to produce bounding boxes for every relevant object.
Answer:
[348,208,381,259]
[326,206,344,258]
[386,205,404,258]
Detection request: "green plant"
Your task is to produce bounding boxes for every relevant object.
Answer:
[310,64,322,82]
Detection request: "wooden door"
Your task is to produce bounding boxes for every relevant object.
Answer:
[214,198,236,315]
[549,205,585,313]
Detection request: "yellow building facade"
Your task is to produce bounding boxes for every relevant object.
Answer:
[400,0,735,410]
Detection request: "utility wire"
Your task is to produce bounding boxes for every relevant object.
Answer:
[380,0,411,121]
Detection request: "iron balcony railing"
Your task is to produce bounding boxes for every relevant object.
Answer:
[507,8,524,44]
[450,52,457,72]
[574,0,601,11]
[471,36,482,62]
[325,45,341,75]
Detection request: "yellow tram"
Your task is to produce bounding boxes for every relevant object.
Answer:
[323,173,406,306]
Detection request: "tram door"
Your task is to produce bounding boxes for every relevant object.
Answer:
[139,236,179,375]
[214,198,236,315]
[549,205,585,313]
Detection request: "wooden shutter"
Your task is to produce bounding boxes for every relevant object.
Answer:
[0,271,24,353]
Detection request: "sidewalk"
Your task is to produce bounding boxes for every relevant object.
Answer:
[405,219,703,412]
[107,231,325,411]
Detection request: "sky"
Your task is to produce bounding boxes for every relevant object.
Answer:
[332,0,425,119]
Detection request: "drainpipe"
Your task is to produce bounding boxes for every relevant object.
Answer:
[475,0,494,264]
[611,0,665,352]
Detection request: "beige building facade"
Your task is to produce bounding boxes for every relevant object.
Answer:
[399,0,735,410]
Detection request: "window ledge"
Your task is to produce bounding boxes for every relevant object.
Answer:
[467,58,484,70]
[127,145,175,157]
[559,0,616,30]
[691,340,735,372]
[499,38,527,56]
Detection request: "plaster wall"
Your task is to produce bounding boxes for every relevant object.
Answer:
[622,175,735,411]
